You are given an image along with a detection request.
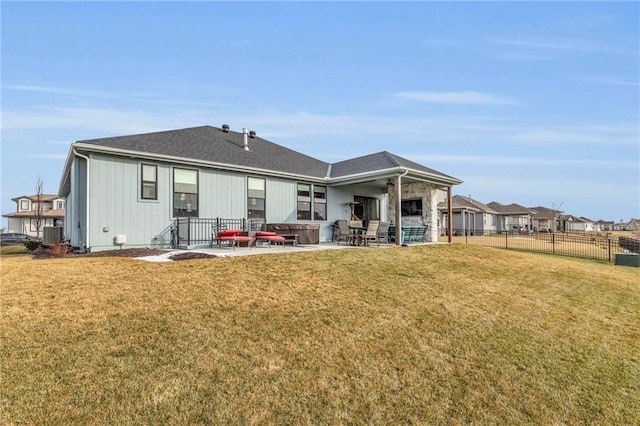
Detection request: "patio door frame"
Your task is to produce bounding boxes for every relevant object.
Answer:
[353,195,380,224]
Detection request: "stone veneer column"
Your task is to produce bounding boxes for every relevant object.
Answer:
[425,186,438,242]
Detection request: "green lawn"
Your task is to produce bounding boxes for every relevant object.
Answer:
[1,244,638,424]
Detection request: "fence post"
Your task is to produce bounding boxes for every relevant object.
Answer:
[608,238,612,262]
[552,233,555,255]
[505,231,508,249]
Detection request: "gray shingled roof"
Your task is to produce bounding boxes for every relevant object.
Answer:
[437,195,498,213]
[73,125,459,183]
[529,206,561,220]
[487,202,534,215]
[331,151,458,180]
[76,125,330,178]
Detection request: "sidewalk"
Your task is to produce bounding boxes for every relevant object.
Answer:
[136,242,365,262]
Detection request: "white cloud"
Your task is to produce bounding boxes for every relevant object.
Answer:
[490,37,635,56]
[511,126,639,146]
[408,154,637,168]
[574,76,639,87]
[3,84,116,98]
[394,91,516,105]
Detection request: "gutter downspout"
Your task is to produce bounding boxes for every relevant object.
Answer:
[395,170,409,246]
[73,148,90,252]
[447,187,453,243]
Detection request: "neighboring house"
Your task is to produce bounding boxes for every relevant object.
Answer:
[558,214,597,232]
[596,220,614,232]
[58,125,462,251]
[529,206,562,232]
[627,219,640,232]
[437,195,499,235]
[2,194,65,237]
[614,221,629,231]
[486,202,535,233]
[576,217,596,232]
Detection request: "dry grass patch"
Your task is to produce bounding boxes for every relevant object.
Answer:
[1,245,639,424]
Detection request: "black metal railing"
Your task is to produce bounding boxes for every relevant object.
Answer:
[443,229,640,262]
[172,217,265,247]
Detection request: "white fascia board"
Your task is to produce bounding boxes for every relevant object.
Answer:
[328,167,403,185]
[57,144,78,197]
[70,143,327,183]
[330,166,463,187]
[404,169,463,186]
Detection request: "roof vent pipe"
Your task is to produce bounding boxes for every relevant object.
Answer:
[222,124,230,133]
[242,128,250,151]
[249,130,256,139]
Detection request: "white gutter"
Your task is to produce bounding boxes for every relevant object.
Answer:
[73,148,90,252]
[69,143,463,186]
[70,143,327,183]
[330,166,463,186]
[395,169,410,245]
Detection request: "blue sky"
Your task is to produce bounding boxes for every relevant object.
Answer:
[2,1,639,226]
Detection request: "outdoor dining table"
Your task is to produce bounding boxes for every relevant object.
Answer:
[349,225,366,246]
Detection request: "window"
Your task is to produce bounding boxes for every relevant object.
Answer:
[401,198,423,216]
[20,200,30,211]
[141,164,158,200]
[297,183,327,221]
[297,184,311,220]
[313,185,327,220]
[247,177,265,219]
[30,218,43,232]
[173,168,198,217]
[56,200,64,210]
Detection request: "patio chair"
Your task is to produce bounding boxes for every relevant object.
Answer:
[213,225,253,250]
[335,220,354,245]
[376,221,390,245]
[359,220,380,246]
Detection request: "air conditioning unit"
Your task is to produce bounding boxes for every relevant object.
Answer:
[114,235,126,245]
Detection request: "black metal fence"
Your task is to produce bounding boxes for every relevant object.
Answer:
[172,217,265,248]
[446,229,640,262]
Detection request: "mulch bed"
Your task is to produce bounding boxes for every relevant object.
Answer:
[168,252,220,261]
[32,247,219,261]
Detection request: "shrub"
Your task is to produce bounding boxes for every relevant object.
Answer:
[46,243,70,256]
[23,240,42,252]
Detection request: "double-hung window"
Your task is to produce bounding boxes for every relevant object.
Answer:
[247,177,266,219]
[141,164,158,200]
[313,185,327,220]
[173,168,198,217]
[297,183,327,221]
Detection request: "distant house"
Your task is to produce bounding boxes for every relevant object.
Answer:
[596,220,614,232]
[614,221,627,231]
[486,202,535,233]
[2,194,65,237]
[437,195,499,235]
[58,125,462,251]
[529,206,562,232]
[627,219,640,232]
[557,215,598,232]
